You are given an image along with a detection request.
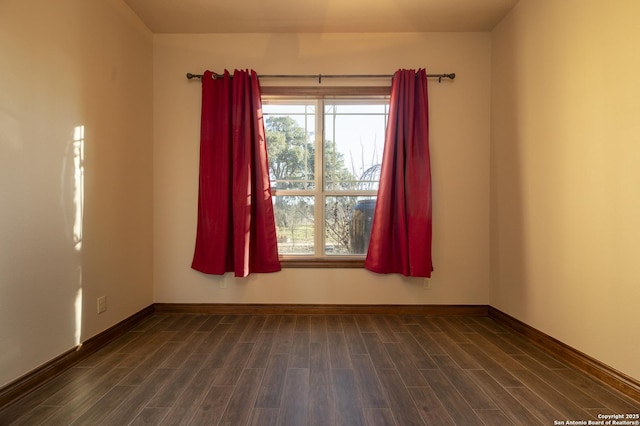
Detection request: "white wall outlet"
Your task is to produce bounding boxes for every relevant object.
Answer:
[423,278,432,290]
[220,279,227,289]
[97,296,107,314]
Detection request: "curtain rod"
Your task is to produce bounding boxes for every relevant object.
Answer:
[186,72,455,83]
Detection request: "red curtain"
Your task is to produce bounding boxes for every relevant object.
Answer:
[191,70,281,277]
[365,69,433,277]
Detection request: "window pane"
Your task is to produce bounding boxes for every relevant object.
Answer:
[324,102,386,191]
[263,103,315,190]
[333,103,388,114]
[325,196,376,255]
[273,195,315,254]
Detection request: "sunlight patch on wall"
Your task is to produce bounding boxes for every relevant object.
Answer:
[72,125,85,345]
[72,125,85,252]
[74,286,83,346]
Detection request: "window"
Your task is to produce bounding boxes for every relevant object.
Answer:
[262,88,389,266]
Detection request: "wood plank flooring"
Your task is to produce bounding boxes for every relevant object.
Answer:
[1,313,638,425]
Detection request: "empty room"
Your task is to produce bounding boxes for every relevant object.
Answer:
[1,0,639,424]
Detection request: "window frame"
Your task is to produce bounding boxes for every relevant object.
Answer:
[262,86,390,268]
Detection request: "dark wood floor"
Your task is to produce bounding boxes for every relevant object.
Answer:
[1,313,638,425]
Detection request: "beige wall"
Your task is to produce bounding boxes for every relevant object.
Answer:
[0,0,154,387]
[491,0,640,379]
[153,33,491,305]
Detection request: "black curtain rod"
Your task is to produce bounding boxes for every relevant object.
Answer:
[186,72,455,83]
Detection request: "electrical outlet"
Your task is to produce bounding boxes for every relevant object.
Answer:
[423,278,432,290]
[97,296,107,314]
[220,280,227,289]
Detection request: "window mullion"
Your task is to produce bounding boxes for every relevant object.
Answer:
[314,99,325,257]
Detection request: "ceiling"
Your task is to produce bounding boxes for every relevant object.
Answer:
[123,0,520,34]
